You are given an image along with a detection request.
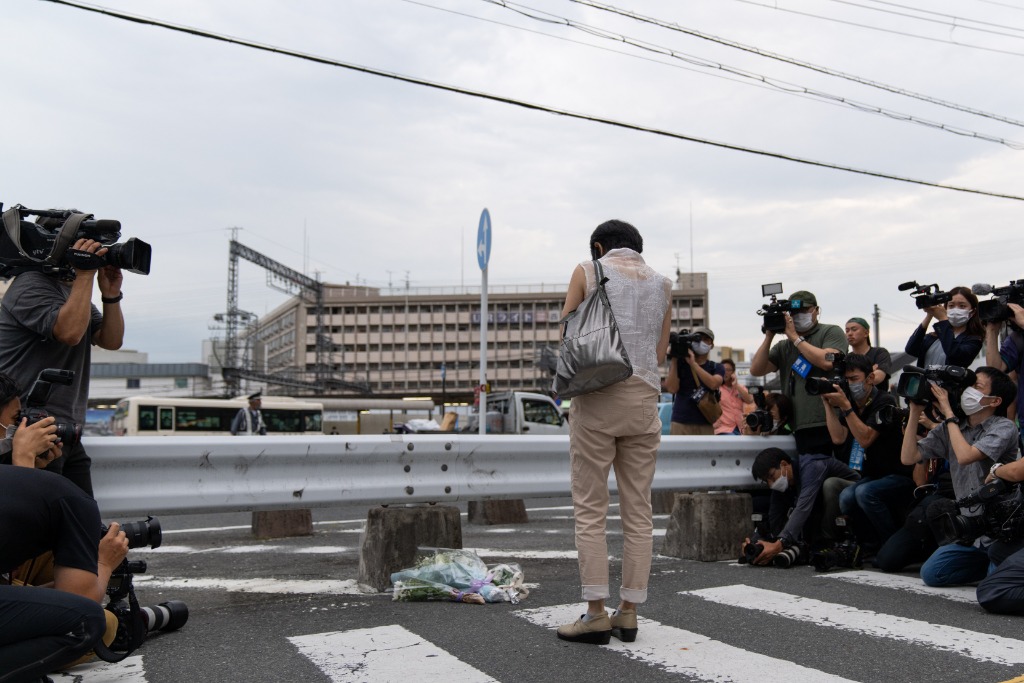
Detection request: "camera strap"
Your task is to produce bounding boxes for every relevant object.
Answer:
[0,206,92,266]
[94,585,147,663]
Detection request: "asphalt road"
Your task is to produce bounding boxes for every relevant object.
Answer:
[54,498,1024,683]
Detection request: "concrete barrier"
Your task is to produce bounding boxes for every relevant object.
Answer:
[660,492,752,562]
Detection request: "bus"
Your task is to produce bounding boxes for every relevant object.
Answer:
[111,396,324,436]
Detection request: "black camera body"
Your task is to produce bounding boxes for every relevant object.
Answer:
[757,283,804,334]
[895,365,974,419]
[667,329,703,360]
[19,368,82,449]
[804,352,849,397]
[936,480,1024,545]
[0,203,151,280]
[898,281,953,310]
[976,280,1024,324]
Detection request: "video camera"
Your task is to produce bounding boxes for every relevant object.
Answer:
[667,329,703,360]
[756,283,805,334]
[17,368,82,448]
[804,351,849,396]
[898,281,953,310]
[933,479,1024,545]
[895,364,974,421]
[973,281,1024,325]
[99,516,189,662]
[0,203,151,280]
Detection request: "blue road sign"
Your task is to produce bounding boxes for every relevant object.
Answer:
[477,208,491,271]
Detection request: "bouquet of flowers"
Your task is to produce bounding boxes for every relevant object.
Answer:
[391,549,528,605]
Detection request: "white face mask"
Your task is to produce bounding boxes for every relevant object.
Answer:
[2,423,14,439]
[792,311,814,332]
[692,341,711,356]
[769,473,789,493]
[947,309,971,328]
[960,386,993,416]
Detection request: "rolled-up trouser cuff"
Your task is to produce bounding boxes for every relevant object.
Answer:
[581,584,610,601]
[620,586,648,604]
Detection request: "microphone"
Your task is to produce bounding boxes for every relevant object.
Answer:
[971,283,994,295]
[897,281,918,291]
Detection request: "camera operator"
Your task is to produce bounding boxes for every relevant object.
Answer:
[976,458,1024,614]
[665,327,724,436]
[820,354,914,550]
[984,303,1024,448]
[713,359,755,435]
[740,392,793,436]
[905,286,983,369]
[899,367,1020,586]
[750,290,849,456]
[845,317,892,391]
[0,229,126,497]
[0,373,62,470]
[745,446,860,565]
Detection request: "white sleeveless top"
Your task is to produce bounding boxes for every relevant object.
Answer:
[580,248,672,391]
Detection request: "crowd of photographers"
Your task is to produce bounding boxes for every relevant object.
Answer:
[707,282,1024,616]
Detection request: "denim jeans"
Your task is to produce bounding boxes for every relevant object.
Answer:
[978,547,1024,614]
[920,542,992,587]
[839,475,915,545]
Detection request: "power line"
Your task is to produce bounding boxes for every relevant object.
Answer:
[726,0,1024,57]
[39,0,1024,202]
[480,0,1024,148]
[568,0,1024,128]
[824,0,1024,38]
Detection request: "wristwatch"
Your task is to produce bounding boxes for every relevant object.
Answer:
[842,407,855,418]
[990,462,1004,479]
[794,336,806,346]
[943,415,959,427]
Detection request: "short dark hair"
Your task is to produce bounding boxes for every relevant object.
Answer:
[843,353,873,378]
[0,372,22,411]
[721,358,736,370]
[976,367,1016,417]
[590,220,643,256]
[751,447,792,482]
[765,392,793,426]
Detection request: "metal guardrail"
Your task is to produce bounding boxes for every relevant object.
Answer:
[87,434,795,518]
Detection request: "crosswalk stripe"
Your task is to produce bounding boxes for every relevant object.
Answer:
[815,570,978,603]
[683,584,1024,665]
[516,603,858,682]
[137,576,376,595]
[57,655,146,681]
[290,625,497,682]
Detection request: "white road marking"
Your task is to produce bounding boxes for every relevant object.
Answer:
[683,584,1024,665]
[290,625,497,682]
[141,577,377,595]
[57,655,146,681]
[517,604,858,682]
[815,570,978,603]
[468,548,578,560]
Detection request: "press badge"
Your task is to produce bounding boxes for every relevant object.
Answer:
[791,355,812,378]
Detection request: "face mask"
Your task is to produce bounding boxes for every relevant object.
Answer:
[2,423,14,439]
[792,312,814,332]
[947,309,971,328]
[960,386,993,416]
[849,382,867,402]
[692,341,711,356]
[769,474,789,493]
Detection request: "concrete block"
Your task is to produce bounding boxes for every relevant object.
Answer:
[660,492,752,562]
[467,499,529,525]
[651,490,680,515]
[251,509,313,539]
[358,505,463,592]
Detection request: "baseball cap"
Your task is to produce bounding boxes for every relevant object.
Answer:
[789,291,817,308]
[691,326,715,342]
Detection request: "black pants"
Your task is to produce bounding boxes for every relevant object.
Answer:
[977,547,1024,615]
[0,585,105,682]
[44,442,92,498]
[874,492,943,572]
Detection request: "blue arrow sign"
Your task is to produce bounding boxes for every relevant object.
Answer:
[477,208,492,271]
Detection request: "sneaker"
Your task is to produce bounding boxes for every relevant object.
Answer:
[610,609,638,642]
[556,612,611,644]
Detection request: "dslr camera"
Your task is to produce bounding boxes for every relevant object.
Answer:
[804,352,848,396]
[756,283,805,334]
[933,479,1024,545]
[898,281,953,309]
[745,386,773,432]
[16,368,82,448]
[973,281,1024,325]
[0,204,151,280]
[667,329,703,360]
[896,364,974,420]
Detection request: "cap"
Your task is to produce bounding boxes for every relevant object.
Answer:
[691,326,715,342]
[789,291,817,308]
[247,391,263,401]
[847,317,870,330]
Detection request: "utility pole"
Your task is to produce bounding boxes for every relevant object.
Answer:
[873,303,880,348]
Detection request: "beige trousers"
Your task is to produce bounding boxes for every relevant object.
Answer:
[568,376,661,603]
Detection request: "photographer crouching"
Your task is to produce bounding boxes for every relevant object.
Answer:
[974,458,1024,614]
[899,366,1021,587]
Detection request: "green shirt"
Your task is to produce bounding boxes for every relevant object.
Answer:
[768,323,849,432]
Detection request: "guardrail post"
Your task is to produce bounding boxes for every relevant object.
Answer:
[252,509,313,538]
[467,499,529,525]
[358,504,463,592]
[660,492,752,561]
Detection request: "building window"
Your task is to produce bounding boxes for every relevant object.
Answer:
[175,378,188,389]
[127,378,140,389]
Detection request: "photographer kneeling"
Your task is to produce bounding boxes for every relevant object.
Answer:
[900,367,1020,587]
[976,458,1024,614]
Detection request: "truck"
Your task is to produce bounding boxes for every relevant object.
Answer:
[469,391,569,435]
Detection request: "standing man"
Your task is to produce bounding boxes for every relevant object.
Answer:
[231,391,267,436]
[665,327,724,435]
[983,303,1024,449]
[714,358,754,435]
[750,290,849,457]
[0,231,125,497]
[845,317,892,391]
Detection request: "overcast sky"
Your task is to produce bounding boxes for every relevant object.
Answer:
[3,0,1023,372]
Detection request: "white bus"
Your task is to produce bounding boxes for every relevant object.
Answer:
[111,396,324,436]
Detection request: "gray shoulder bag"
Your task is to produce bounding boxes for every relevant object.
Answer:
[552,259,633,398]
